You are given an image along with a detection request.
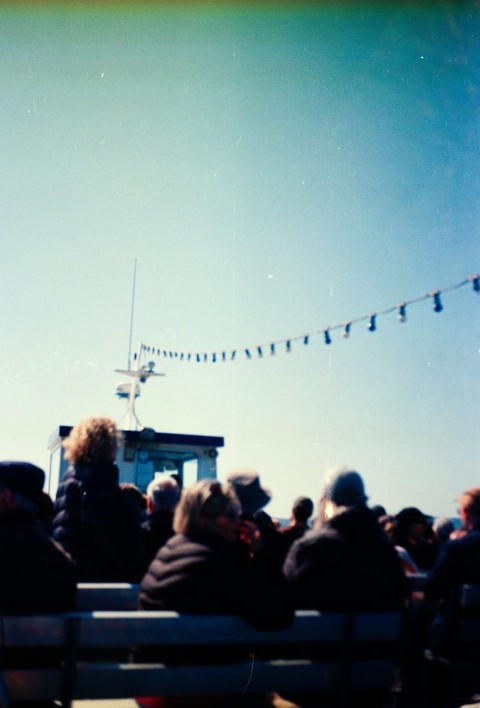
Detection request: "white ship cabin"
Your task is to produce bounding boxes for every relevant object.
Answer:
[47,425,224,497]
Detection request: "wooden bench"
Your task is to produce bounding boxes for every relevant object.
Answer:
[407,573,427,594]
[0,609,402,707]
[418,584,480,708]
[460,583,480,610]
[76,583,140,610]
[455,583,480,657]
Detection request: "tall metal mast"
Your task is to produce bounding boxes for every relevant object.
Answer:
[127,259,137,371]
[114,262,165,430]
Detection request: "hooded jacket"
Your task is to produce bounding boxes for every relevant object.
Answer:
[283,505,406,611]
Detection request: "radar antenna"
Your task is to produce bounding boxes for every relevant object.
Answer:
[115,345,165,431]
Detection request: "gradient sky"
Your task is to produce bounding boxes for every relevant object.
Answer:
[0,1,478,519]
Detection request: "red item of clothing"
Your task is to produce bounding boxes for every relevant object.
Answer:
[136,695,229,708]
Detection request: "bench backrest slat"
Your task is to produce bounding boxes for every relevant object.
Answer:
[79,611,345,647]
[1,616,65,646]
[76,583,139,610]
[3,659,398,701]
[461,584,480,608]
[0,611,401,649]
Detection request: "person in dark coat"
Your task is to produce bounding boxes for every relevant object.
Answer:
[137,479,294,708]
[120,482,148,523]
[52,416,145,582]
[283,466,406,611]
[140,478,292,625]
[0,461,77,708]
[425,487,480,655]
[226,469,286,574]
[141,475,180,565]
[0,461,76,613]
[392,506,439,571]
[283,466,406,708]
[396,488,480,708]
[279,495,314,555]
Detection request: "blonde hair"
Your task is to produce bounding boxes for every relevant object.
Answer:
[63,416,121,465]
[173,480,240,536]
[314,499,349,529]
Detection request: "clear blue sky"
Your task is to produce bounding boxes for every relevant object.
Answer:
[0,1,478,520]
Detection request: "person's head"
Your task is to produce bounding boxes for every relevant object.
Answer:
[395,507,429,540]
[63,416,121,465]
[254,510,275,532]
[173,479,241,541]
[0,461,45,516]
[370,504,387,520]
[292,496,314,524]
[120,483,147,517]
[169,473,183,491]
[318,466,368,523]
[378,514,397,542]
[432,516,455,543]
[226,469,271,515]
[457,488,480,531]
[146,476,181,515]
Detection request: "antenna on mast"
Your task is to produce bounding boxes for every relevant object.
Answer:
[114,264,166,430]
[127,259,137,371]
[115,345,165,430]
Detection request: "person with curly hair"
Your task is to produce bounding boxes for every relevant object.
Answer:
[61,415,121,465]
[52,416,145,581]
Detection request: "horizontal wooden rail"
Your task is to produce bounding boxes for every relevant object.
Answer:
[74,576,430,613]
[0,609,403,707]
[76,583,139,611]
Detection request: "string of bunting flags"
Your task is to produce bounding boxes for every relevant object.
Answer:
[135,273,479,364]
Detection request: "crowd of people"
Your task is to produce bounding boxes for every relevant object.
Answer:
[0,414,479,708]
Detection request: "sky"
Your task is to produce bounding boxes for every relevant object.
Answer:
[0,0,478,520]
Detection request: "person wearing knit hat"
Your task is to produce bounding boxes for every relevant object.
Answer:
[283,466,405,708]
[322,465,368,507]
[0,461,45,507]
[0,460,76,615]
[283,464,405,620]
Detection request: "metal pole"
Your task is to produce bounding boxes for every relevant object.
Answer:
[127,259,137,371]
[127,343,143,431]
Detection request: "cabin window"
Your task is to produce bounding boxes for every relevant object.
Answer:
[182,459,198,489]
[134,448,198,491]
